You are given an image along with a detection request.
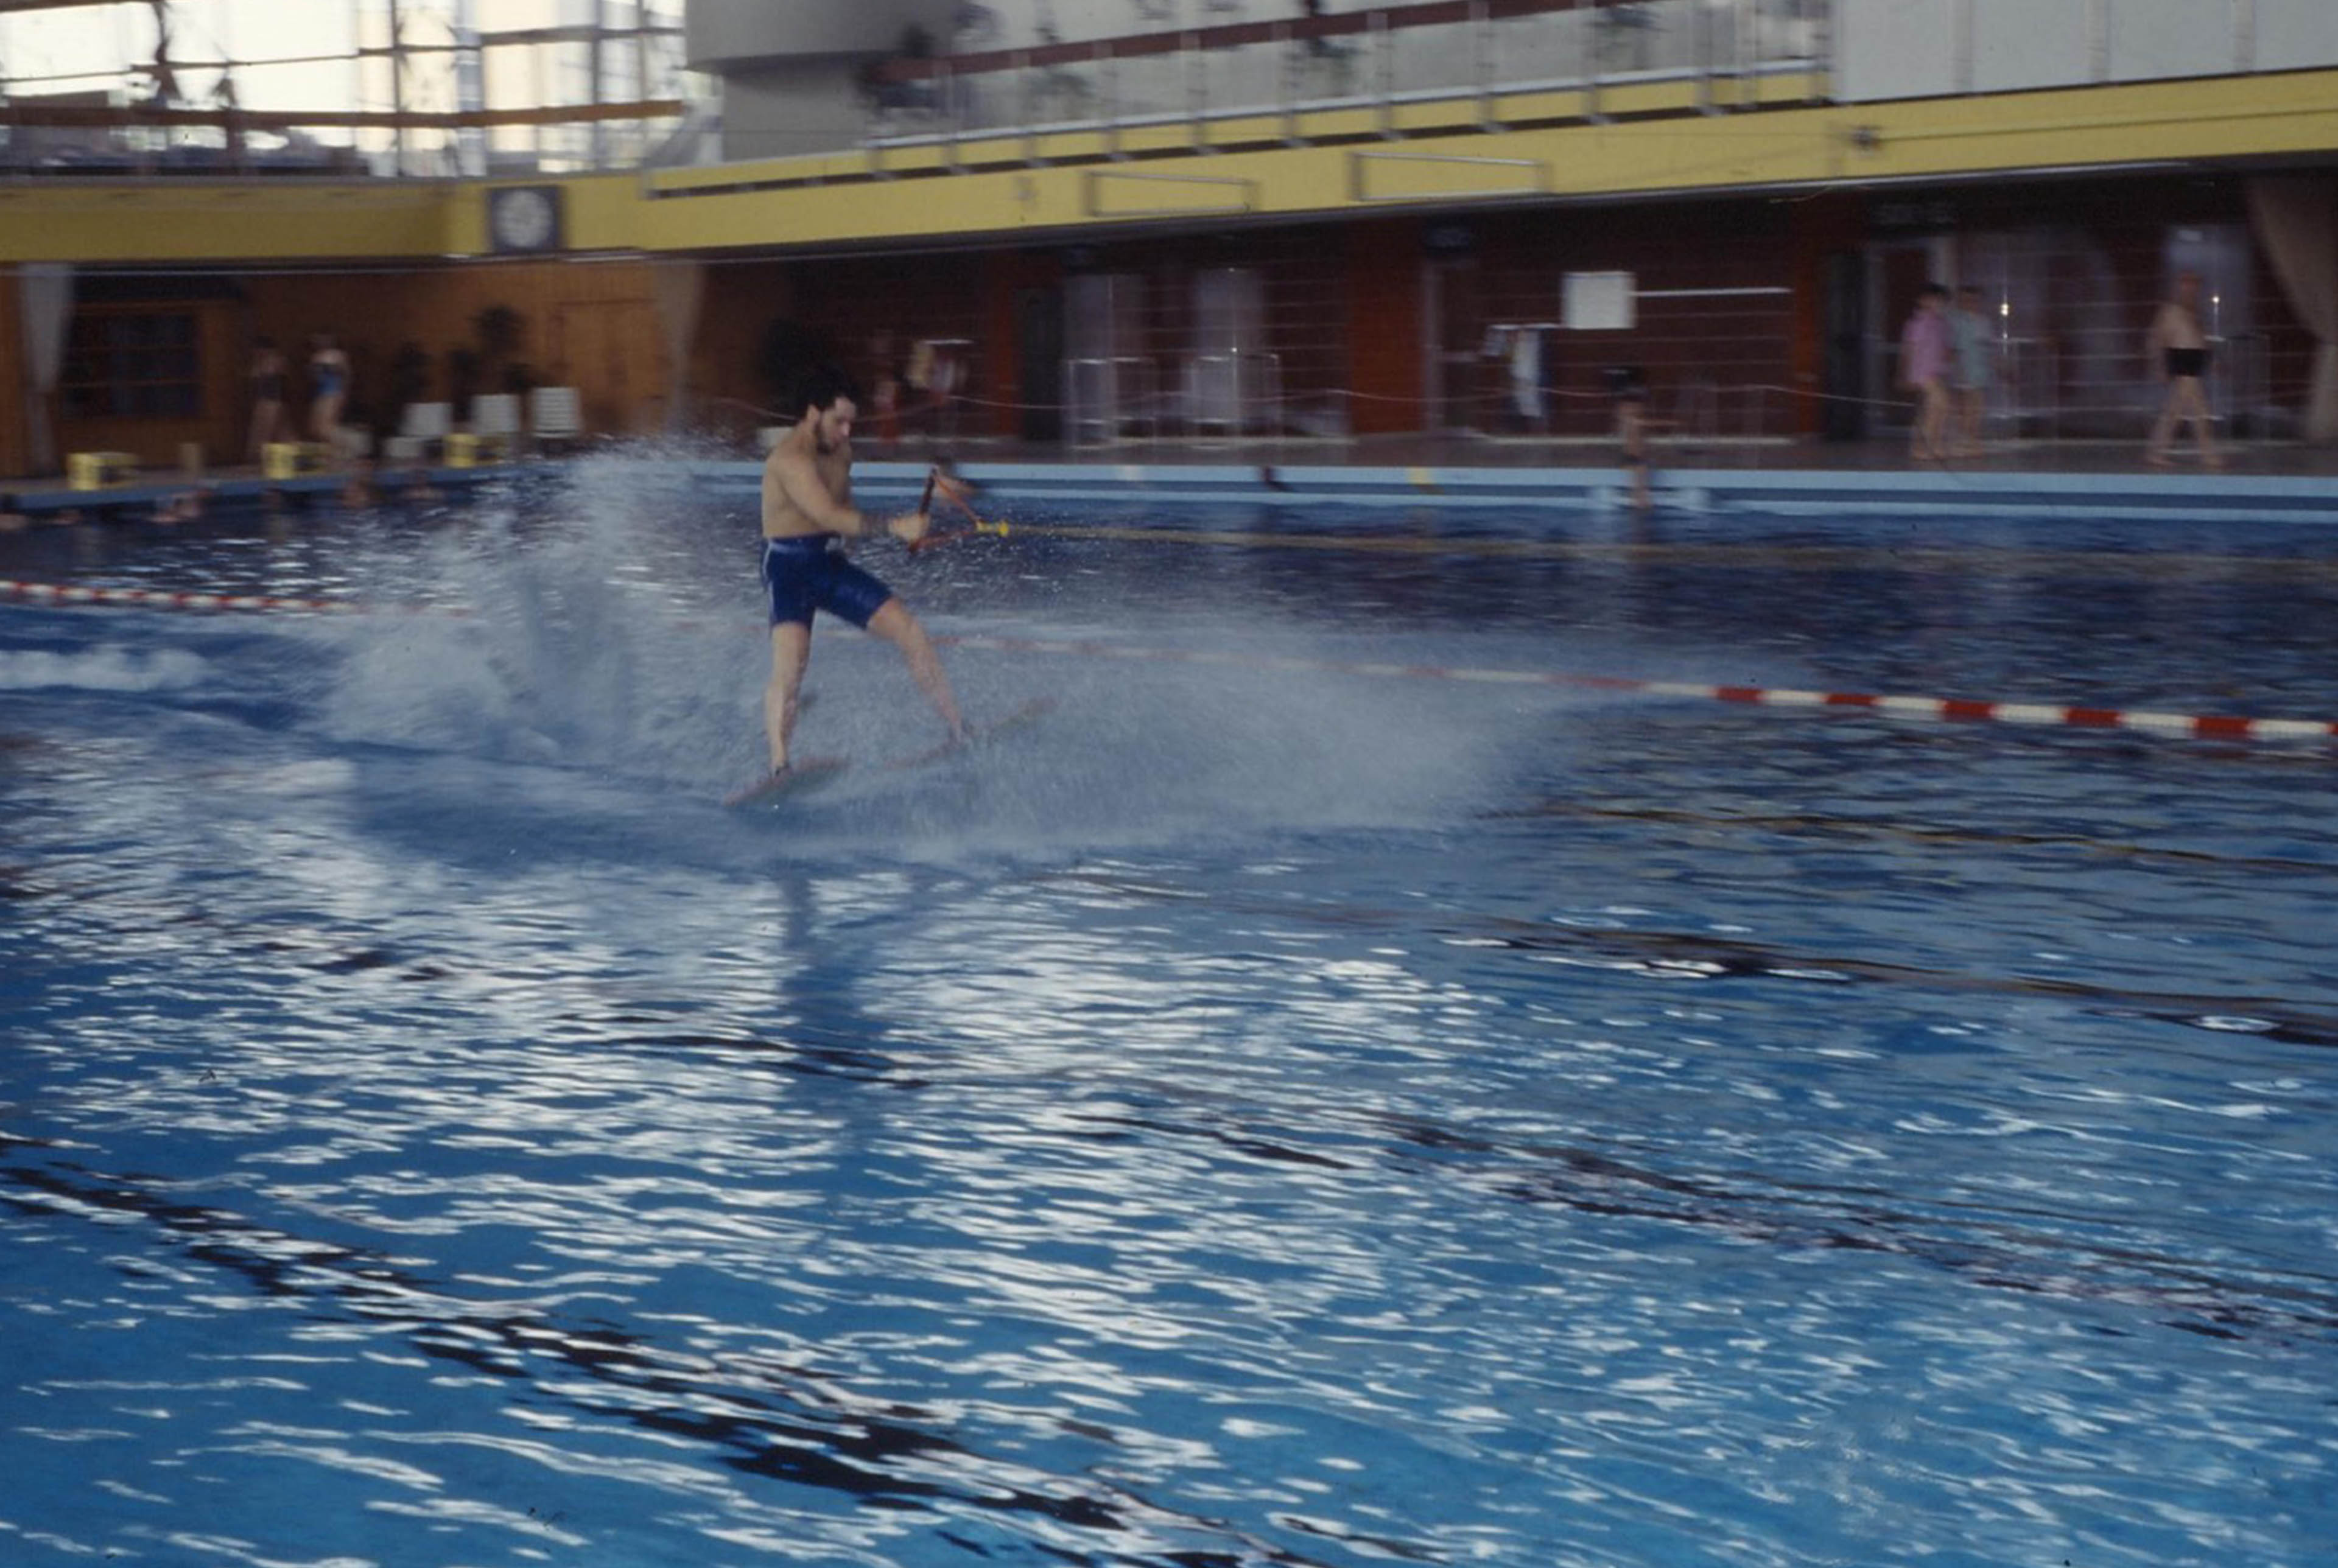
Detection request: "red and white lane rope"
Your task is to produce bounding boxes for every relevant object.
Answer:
[2,578,360,615]
[8,577,2330,743]
[0,578,472,620]
[936,633,2338,744]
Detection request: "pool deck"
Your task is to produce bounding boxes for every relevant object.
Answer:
[6,435,2338,527]
[836,433,2338,525]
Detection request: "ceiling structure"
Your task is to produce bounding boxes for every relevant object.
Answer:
[0,0,692,176]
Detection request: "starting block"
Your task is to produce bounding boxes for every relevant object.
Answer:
[67,450,139,490]
[262,442,330,480]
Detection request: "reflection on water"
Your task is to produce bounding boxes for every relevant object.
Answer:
[2,472,2334,1567]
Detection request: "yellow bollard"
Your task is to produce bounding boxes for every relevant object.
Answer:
[262,443,331,479]
[67,451,138,490]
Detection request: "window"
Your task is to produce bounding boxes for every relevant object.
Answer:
[61,310,202,419]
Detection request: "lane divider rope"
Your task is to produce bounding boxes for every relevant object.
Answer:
[9,578,2331,744]
[3,578,361,615]
[0,579,472,618]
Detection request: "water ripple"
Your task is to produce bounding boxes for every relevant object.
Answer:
[5,489,2336,1567]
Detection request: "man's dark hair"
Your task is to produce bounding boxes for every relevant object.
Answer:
[794,363,863,419]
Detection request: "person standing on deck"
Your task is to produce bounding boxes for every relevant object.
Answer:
[1898,284,1952,463]
[247,337,289,462]
[1948,285,1995,458]
[2145,271,2225,469]
[753,364,967,783]
[307,333,351,457]
[1607,364,1654,514]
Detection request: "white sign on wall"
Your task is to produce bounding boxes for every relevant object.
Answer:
[1563,271,1635,331]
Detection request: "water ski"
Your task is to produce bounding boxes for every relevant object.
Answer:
[721,699,1051,806]
[721,755,848,809]
[883,696,1056,772]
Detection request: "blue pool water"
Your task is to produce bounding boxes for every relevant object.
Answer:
[3,461,2335,1568]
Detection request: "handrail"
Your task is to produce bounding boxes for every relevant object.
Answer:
[0,99,686,133]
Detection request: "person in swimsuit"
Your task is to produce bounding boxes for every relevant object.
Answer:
[1948,285,1994,458]
[1897,284,1952,463]
[754,363,966,782]
[307,332,350,453]
[1606,365,1654,514]
[2146,271,2222,468]
[247,337,289,462]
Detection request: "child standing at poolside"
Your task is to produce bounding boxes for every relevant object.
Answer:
[1898,284,1951,463]
[1948,286,1994,458]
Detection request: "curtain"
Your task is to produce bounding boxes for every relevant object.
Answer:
[18,264,75,475]
[650,260,706,432]
[2246,175,2338,443]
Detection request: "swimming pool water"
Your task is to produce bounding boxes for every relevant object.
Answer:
[3,464,2335,1568]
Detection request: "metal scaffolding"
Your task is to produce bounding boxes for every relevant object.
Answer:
[0,0,690,177]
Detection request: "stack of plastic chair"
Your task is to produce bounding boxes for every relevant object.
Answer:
[385,401,452,463]
[469,393,523,460]
[529,387,583,453]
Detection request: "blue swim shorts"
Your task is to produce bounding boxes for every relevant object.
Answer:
[760,535,894,629]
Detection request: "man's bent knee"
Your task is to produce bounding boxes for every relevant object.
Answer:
[865,598,921,642]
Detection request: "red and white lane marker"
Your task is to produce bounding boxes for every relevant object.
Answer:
[7,581,2329,743]
[2,578,360,616]
[0,578,475,618]
[936,633,2338,744]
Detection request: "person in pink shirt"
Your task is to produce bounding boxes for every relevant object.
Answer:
[1898,284,1951,462]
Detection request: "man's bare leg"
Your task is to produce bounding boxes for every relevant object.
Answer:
[2147,383,2184,466]
[1911,382,1948,461]
[765,621,811,772]
[2180,379,2223,467]
[866,599,966,741]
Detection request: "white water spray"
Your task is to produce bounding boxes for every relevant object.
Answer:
[306,457,1595,847]
[0,645,209,693]
[317,453,765,788]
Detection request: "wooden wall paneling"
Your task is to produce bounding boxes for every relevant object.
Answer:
[1345,218,1426,438]
[0,278,29,480]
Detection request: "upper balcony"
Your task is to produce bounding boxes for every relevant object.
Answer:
[847,0,1830,159]
[743,0,2338,167]
[0,2,2332,188]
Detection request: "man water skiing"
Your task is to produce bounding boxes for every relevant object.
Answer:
[745,365,969,796]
